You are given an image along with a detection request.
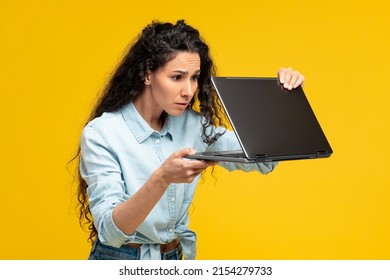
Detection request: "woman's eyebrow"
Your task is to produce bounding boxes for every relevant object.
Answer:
[172,69,201,74]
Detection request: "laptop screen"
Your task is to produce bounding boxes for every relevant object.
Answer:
[211,77,332,160]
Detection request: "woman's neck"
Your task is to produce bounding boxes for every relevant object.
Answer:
[133,91,164,131]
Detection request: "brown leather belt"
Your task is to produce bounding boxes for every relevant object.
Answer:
[125,238,180,254]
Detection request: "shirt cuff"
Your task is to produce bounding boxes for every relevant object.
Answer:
[97,208,137,248]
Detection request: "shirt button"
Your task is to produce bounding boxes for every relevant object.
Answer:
[155,138,160,143]
[170,197,176,202]
[168,228,174,233]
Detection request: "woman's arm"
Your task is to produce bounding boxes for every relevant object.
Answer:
[112,148,216,235]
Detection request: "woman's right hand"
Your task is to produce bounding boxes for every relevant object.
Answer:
[158,148,217,184]
[113,148,216,235]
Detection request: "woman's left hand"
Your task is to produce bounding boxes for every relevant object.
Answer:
[278,67,305,90]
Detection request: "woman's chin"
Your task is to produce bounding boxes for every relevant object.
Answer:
[166,108,187,117]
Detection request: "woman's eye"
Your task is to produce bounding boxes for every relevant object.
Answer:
[172,75,182,81]
[191,75,199,81]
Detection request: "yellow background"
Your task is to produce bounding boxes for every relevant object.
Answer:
[1,0,389,259]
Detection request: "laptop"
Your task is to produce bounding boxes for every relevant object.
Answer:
[185,77,333,163]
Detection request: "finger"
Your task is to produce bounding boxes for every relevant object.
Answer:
[181,168,204,182]
[174,147,196,158]
[188,160,217,170]
[278,68,287,84]
[190,169,205,177]
[292,74,305,88]
[192,162,217,173]
[202,160,218,167]
[283,68,293,88]
[287,72,299,90]
[192,168,208,177]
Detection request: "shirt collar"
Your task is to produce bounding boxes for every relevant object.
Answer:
[121,102,174,143]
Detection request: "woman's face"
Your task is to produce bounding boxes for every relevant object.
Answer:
[145,51,201,116]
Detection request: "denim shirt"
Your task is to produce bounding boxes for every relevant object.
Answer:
[80,102,277,260]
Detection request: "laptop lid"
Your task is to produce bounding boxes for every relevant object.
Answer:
[186,77,332,162]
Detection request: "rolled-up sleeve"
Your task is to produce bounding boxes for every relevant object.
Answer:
[80,125,136,247]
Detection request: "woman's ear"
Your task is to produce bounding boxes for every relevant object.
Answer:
[144,70,152,85]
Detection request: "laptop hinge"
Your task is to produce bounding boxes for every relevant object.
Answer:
[255,154,267,159]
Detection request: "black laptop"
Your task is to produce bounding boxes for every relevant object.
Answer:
[185,77,333,163]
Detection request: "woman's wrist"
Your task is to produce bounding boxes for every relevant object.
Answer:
[152,167,170,190]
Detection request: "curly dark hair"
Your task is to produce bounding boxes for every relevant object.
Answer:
[73,19,226,243]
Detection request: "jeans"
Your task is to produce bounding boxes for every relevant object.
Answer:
[88,239,183,260]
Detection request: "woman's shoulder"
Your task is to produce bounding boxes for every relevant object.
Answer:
[81,110,129,149]
[84,111,124,133]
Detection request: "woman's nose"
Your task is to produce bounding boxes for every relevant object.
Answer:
[181,80,194,97]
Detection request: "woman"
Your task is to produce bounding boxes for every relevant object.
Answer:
[76,19,304,260]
